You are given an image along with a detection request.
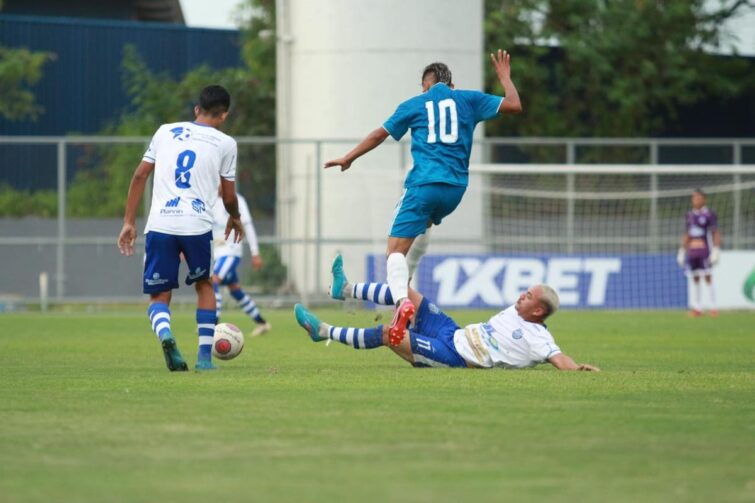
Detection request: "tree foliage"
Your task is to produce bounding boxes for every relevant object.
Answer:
[484,0,755,138]
[66,0,276,218]
[0,45,54,121]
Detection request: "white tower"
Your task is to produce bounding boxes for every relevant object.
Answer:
[276,0,485,297]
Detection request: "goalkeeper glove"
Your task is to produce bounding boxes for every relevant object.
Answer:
[710,246,720,265]
[676,247,686,268]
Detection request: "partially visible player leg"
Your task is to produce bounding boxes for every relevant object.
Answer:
[195,279,218,370]
[293,304,390,349]
[143,231,187,372]
[212,279,223,319]
[689,274,702,317]
[181,231,217,370]
[229,284,271,336]
[329,253,394,305]
[386,245,415,346]
[407,226,431,281]
[704,273,718,316]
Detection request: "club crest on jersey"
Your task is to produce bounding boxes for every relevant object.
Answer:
[191,198,205,214]
[512,328,523,340]
[170,126,192,141]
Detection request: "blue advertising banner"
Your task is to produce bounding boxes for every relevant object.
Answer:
[366,254,688,309]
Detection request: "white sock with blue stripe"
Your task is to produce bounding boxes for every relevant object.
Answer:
[327,325,384,349]
[213,283,223,319]
[351,282,394,305]
[196,309,217,361]
[230,288,266,324]
[148,302,172,341]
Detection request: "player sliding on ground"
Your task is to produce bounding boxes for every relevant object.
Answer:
[324,49,522,347]
[118,85,243,372]
[294,255,599,371]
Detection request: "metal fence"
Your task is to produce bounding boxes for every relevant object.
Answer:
[1,136,753,304]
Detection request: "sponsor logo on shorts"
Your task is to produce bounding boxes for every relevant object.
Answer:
[170,126,192,141]
[428,302,440,314]
[145,272,169,286]
[187,267,207,280]
[191,198,205,214]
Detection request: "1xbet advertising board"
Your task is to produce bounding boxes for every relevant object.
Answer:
[366,254,688,309]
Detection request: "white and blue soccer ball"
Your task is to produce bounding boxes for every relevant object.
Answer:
[212,323,245,360]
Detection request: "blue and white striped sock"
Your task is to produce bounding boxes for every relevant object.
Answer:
[327,325,384,349]
[231,288,266,324]
[148,302,172,341]
[213,283,223,320]
[351,283,394,305]
[196,309,217,361]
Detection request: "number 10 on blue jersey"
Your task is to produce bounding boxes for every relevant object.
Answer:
[425,99,458,144]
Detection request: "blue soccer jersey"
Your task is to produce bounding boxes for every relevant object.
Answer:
[382,83,503,188]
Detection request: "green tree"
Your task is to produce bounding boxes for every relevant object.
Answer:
[484,0,755,139]
[0,0,55,121]
[66,0,276,218]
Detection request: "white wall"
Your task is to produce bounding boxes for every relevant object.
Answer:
[277,0,485,296]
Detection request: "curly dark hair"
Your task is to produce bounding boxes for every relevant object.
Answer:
[422,62,453,86]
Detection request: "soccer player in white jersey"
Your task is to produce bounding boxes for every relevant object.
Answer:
[211,190,271,336]
[118,85,244,372]
[294,255,599,371]
[324,50,522,349]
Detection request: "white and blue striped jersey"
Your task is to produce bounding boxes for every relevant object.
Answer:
[453,306,561,369]
[211,193,259,259]
[143,121,237,236]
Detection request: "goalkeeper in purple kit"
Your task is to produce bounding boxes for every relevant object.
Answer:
[677,189,721,317]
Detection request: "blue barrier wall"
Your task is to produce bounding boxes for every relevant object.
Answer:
[367,254,688,309]
[0,14,242,135]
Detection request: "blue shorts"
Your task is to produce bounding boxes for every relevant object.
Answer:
[409,298,467,368]
[213,255,241,285]
[389,183,466,238]
[143,231,212,294]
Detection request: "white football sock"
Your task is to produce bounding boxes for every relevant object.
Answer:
[704,280,716,311]
[690,280,701,312]
[407,230,430,278]
[387,252,409,304]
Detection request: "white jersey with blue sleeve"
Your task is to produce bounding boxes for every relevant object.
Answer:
[382,83,502,189]
[211,193,259,259]
[453,306,561,369]
[143,121,237,236]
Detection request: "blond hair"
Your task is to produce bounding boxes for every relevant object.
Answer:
[537,284,560,319]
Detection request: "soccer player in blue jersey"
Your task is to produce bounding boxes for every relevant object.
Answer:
[118,85,244,372]
[324,49,522,346]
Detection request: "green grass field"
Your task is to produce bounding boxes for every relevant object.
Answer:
[1,306,753,502]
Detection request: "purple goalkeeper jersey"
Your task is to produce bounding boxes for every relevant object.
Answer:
[686,207,717,260]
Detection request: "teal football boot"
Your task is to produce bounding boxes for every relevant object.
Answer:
[294,304,326,342]
[329,253,348,300]
[159,334,188,372]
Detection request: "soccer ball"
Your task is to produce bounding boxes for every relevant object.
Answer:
[212,323,245,360]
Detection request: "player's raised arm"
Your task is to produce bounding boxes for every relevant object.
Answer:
[490,49,522,114]
[548,353,601,372]
[118,160,155,256]
[324,127,390,172]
